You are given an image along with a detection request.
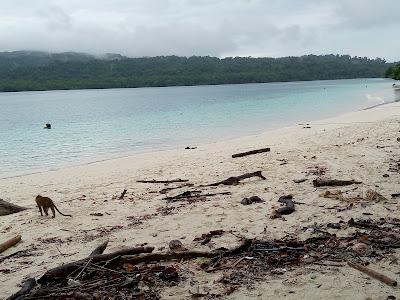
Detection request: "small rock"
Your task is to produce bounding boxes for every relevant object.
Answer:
[169,239,186,252]
[351,242,368,255]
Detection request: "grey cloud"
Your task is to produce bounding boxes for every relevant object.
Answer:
[0,0,398,61]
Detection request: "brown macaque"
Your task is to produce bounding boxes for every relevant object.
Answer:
[35,195,72,218]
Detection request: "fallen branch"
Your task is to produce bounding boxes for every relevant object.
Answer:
[208,171,266,186]
[123,239,253,265]
[347,262,397,287]
[122,251,219,264]
[7,278,36,300]
[0,235,22,254]
[313,179,362,187]
[232,148,270,158]
[89,240,109,257]
[38,246,154,284]
[0,199,27,216]
[159,183,194,194]
[164,191,231,202]
[137,179,189,184]
[119,189,127,200]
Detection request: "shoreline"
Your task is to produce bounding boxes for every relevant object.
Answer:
[1,96,397,181]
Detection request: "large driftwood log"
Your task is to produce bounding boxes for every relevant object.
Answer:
[122,239,253,265]
[313,179,362,187]
[0,199,27,216]
[6,278,36,300]
[0,235,21,254]
[137,179,189,184]
[348,262,397,287]
[232,148,270,158]
[37,246,154,284]
[208,171,266,186]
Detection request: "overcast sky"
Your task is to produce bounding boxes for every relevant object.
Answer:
[0,0,399,61]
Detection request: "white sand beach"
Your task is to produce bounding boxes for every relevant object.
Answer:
[1,102,399,299]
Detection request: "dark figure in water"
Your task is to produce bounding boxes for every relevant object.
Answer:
[44,123,51,129]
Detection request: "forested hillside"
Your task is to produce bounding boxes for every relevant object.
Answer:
[385,64,400,80]
[0,51,391,92]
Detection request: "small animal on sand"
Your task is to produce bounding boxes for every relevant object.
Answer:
[35,195,72,218]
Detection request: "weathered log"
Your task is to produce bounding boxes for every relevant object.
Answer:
[0,199,27,216]
[276,195,295,215]
[89,239,109,257]
[164,191,231,202]
[6,278,36,300]
[119,189,127,200]
[0,235,22,254]
[37,246,154,284]
[122,239,252,264]
[137,179,189,184]
[348,262,397,287]
[232,148,270,158]
[208,171,266,186]
[313,179,362,187]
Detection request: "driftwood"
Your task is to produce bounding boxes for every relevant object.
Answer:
[194,230,225,245]
[38,246,154,284]
[123,239,253,265]
[208,171,266,186]
[164,191,231,202]
[348,262,397,287]
[0,235,21,254]
[313,179,362,187]
[119,189,127,200]
[7,278,36,300]
[89,240,109,257]
[159,183,194,194]
[0,199,27,216]
[137,179,189,184]
[232,148,270,158]
[276,195,295,215]
[122,251,218,264]
[293,178,307,184]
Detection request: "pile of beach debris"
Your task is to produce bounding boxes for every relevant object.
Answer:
[8,216,399,299]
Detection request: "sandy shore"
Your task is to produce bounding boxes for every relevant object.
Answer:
[1,102,399,299]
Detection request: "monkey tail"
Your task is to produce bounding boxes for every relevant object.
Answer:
[53,204,72,217]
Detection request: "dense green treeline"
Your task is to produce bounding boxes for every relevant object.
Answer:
[385,64,400,80]
[0,51,392,92]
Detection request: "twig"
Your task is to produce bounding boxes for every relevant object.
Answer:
[348,261,397,287]
[137,179,189,184]
[74,258,92,281]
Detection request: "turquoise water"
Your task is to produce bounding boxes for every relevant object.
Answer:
[0,78,398,179]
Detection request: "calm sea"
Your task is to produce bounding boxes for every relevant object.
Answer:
[0,78,398,179]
